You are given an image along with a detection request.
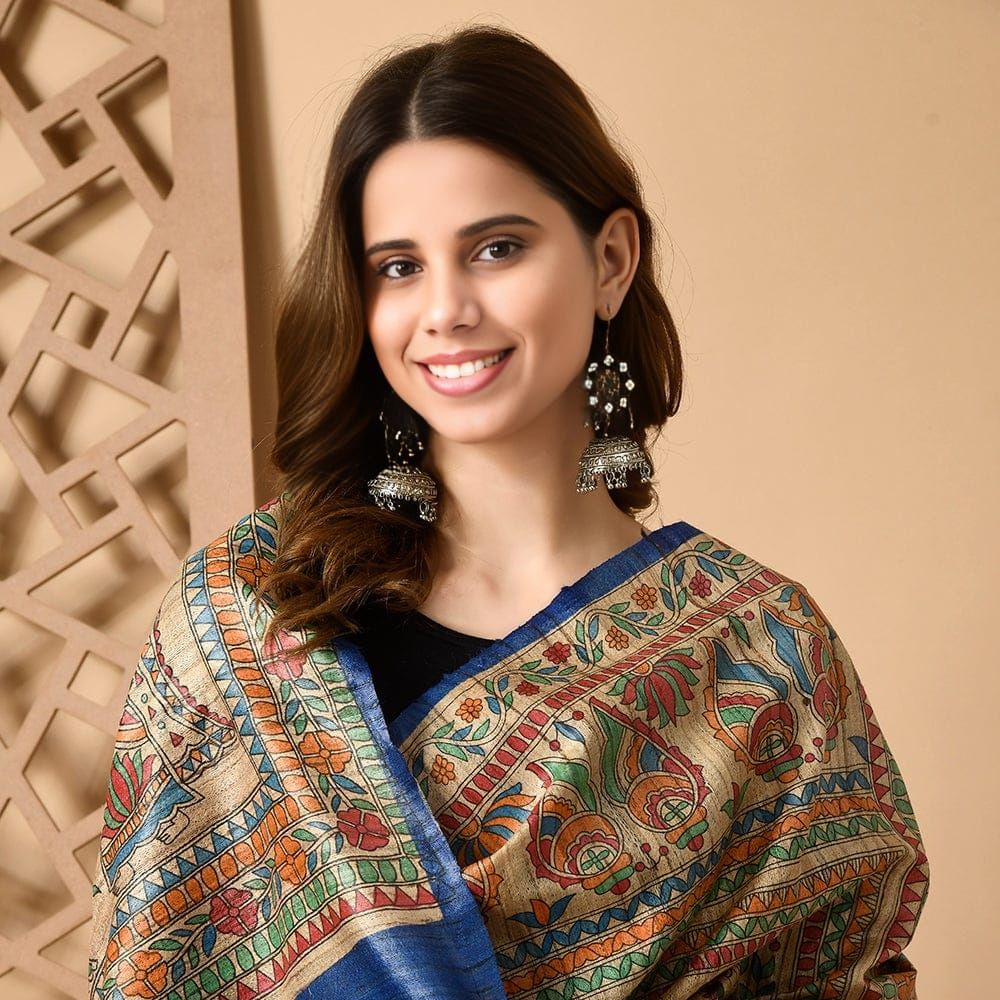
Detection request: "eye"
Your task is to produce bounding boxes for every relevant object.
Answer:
[475,238,522,262]
[375,258,419,281]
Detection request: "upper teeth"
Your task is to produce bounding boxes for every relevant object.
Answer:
[427,350,508,379]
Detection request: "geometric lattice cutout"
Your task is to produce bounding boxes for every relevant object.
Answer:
[0,3,250,994]
[42,109,98,169]
[61,471,117,528]
[52,292,108,349]
[14,167,153,290]
[113,251,181,389]
[24,709,116,830]
[9,350,148,472]
[73,835,101,882]
[0,111,45,212]
[0,800,75,937]
[0,261,48,372]
[0,0,128,110]
[0,445,62,578]
[39,919,94,976]
[28,527,171,645]
[117,419,189,556]
[108,0,166,29]
[0,968,75,1000]
[100,56,173,199]
[68,650,125,708]
[0,607,64,748]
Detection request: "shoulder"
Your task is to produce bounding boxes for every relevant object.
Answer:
[657,520,835,636]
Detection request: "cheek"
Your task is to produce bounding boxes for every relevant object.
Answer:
[366,296,410,365]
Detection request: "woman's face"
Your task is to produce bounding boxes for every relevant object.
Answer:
[360,138,603,447]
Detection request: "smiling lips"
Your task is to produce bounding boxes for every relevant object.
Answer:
[418,348,514,396]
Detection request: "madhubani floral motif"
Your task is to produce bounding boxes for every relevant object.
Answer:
[115,950,167,998]
[631,583,658,610]
[209,887,258,934]
[261,628,305,680]
[516,679,540,696]
[456,697,484,722]
[431,754,457,784]
[336,807,391,851]
[273,833,308,885]
[299,731,352,774]
[605,625,630,650]
[689,569,713,598]
[543,640,572,663]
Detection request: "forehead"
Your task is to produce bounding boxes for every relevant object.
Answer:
[361,138,554,237]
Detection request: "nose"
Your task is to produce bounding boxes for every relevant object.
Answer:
[420,261,480,336]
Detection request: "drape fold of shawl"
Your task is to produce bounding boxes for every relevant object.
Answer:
[89,496,928,999]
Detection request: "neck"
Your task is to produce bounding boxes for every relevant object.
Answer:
[422,397,646,592]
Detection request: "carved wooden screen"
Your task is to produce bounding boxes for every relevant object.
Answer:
[0,1,254,997]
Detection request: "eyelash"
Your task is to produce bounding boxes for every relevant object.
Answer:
[374,238,524,281]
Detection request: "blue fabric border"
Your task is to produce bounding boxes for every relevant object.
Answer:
[300,637,507,999]
[385,518,701,746]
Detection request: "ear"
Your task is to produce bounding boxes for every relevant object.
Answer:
[592,207,640,317]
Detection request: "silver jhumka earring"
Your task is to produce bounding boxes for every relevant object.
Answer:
[367,388,439,522]
[576,303,652,492]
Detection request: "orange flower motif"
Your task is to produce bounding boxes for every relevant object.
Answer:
[299,731,352,774]
[116,950,168,998]
[456,697,483,723]
[273,833,309,885]
[430,754,457,784]
[235,553,266,589]
[632,583,658,610]
[606,625,630,650]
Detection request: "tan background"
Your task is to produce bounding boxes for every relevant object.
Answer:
[232,1,997,997]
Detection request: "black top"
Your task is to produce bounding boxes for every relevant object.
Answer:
[350,603,497,727]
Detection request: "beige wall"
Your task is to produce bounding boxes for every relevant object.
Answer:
[233,1,999,995]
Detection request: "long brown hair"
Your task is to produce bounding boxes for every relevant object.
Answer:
[257,24,683,653]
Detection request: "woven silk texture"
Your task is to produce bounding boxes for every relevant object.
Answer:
[88,494,929,999]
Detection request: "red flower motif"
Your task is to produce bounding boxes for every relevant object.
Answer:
[543,641,572,664]
[337,807,391,851]
[516,680,540,696]
[689,570,712,598]
[209,887,258,935]
[262,629,305,680]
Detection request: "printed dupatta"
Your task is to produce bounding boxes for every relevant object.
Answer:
[89,495,928,1000]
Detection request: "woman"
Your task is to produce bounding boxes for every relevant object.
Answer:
[89,25,928,1000]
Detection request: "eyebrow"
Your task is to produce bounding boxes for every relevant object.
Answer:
[363,213,541,258]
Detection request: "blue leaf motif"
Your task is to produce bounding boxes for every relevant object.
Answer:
[696,555,723,581]
[573,643,589,663]
[553,720,585,744]
[256,527,276,548]
[201,924,217,958]
[587,616,599,640]
[673,561,685,585]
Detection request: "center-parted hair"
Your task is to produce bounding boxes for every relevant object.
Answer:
[258,24,683,653]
